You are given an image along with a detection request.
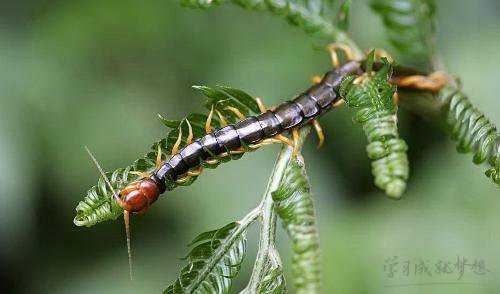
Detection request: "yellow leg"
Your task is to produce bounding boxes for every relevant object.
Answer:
[255,97,267,113]
[216,110,228,127]
[353,75,367,85]
[186,119,193,145]
[311,75,322,84]
[204,158,220,165]
[392,71,449,92]
[229,147,245,155]
[175,175,190,184]
[332,99,345,108]
[155,144,163,168]
[187,166,203,177]
[326,43,358,68]
[248,138,280,150]
[171,121,183,156]
[312,120,325,149]
[225,106,246,120]
[274,134,294,148]
[206,106,214,134]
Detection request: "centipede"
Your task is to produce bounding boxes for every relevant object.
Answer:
[79,50,453,282]
[111,60,361,215]
[79,60,365,280]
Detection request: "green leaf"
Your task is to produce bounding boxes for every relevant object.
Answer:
[164,222,248,293]
[340,62,409,198]
[218,85,261,114]
[272,158,322,293]
[74,167,136,227]
[370,0,436,70]
[440,86,500,186]
[192,85,260,124]
[75,85,259,227]
[158,114,182,129]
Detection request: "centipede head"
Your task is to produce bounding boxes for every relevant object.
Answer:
[117,176,162,214]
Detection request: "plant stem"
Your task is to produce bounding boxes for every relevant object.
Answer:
[279,1,363,57]
[244,127,311,293]
[186,206,261,292]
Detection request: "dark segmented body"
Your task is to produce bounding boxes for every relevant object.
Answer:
[149,61,361,194]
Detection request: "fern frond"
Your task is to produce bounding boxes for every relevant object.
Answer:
[340,57,410,198]
[440,87,500,186]
[182,0,353,42]
[74,168,135,227]
[165,209,260,293]
[272,157,321,293]
[74,86,261,227]
[370,0,436,70]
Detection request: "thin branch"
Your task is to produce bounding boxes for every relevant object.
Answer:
[243,127,311,292]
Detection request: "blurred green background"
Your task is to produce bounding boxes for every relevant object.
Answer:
[1,0,499,293]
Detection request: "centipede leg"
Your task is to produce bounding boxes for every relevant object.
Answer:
[155,144,163,168]
[311,75,322,84]
[186,119,193,145]
[327,43,358,68]
[225,106,246,120]
[171,121,183,156]
[206,105,214,134]
[229,147,245,155]
[274,134,294,148]
[204,158,220,165]
[175,175,191,184]
[216,110,228,126]
[312,119,325,149]
[392,71,450,92]
[248,138,280,150]
[332,99,345,108]
[187,165,203,177]
[255,97,267,113]
[353,75,367,85]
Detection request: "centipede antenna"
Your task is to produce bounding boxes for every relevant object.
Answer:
[84,146,118,199]
[84,146,134,281]
[124,210,134,282]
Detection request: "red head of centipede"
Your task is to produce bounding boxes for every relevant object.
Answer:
[115,177,162,213]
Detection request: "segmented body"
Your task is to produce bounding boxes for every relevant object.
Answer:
[120,61,361,213]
